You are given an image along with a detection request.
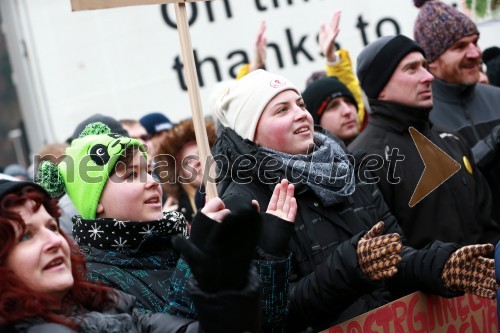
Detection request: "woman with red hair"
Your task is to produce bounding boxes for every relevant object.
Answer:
[0,179,261,332]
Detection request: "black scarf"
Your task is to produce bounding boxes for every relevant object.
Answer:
[72,211,188,253]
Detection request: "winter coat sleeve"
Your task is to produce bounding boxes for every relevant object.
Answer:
[23,324,76,333]
[133,309,200,333]
[221,188,294,332]
[470,149,500,245]
[368,179,463,298]
[188,266,262,333]
[387,242,462,298]
[163,213,218,319]
[286,233,380,331]
[325,49,365,125]
[254,255,291,332]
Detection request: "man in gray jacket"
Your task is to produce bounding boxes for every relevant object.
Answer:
[414,0,500,221]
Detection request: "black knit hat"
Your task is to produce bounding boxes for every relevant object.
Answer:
[302,76,358,125]
[357,35,425,99]
[0,179,50,201]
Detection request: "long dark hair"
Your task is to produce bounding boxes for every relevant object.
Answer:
[0,185,116,328]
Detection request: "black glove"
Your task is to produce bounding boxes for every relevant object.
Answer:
[171,204,262,293]
[472,125,500,167]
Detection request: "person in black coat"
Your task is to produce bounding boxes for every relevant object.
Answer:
[212,69,498,332]
[0,179,262,333]
[349,34,500,249]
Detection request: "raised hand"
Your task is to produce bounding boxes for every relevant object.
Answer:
[319,10,341,63]
[201,197,231,223]
[250,20,267,72]
[266,179,297,223]
[357,222,403,280]
[442,244,498,299]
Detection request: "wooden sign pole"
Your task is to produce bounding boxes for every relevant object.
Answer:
[173,2,217,200]
[71,0,217,199]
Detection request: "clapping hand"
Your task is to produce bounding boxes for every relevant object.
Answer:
[357,222,403,280]
[266,179,297,223]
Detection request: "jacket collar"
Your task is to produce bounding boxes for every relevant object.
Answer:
[431,77,475,104]
[368,99,432,133]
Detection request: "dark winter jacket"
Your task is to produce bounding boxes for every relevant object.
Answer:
[213,128,461,331]
[349,100,499,248]
[73,211,193,315]
[429,78,500,222]
[8,280,261,333]
[177,186,196,223]
[430,78,500,146]
[73,210,290,331]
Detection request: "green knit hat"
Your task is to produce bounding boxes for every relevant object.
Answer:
[37,122,146,219]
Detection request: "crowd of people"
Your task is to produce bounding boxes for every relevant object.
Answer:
[2,0,500,332]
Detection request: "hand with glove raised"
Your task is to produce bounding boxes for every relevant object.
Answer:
[472,124,500,167]
[441,244,498,299]
[171,198,261,293]
[357,222,403,280]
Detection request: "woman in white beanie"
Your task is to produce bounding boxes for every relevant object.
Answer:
[212,69,497,331]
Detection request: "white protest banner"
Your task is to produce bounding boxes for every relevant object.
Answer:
[2,1,498,154]
[70,0,217,199]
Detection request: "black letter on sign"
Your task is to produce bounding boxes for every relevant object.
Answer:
[376,18,400,37]
[172,56,187,91]
[286,28,314,65]
[356,15,370,46]
[227,50,250,78]
[255,0,267,11]
[194,50,222,87]
[204,0,233,21]
[161,3,198,29]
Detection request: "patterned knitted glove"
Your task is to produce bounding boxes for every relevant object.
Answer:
[442,244,498,300]
[357,222,403,280]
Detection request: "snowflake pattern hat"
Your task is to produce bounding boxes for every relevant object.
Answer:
[37,122,146,219]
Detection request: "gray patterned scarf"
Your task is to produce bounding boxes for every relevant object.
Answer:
[259,132,355,206]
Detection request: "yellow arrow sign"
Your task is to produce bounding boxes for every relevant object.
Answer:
[408,127,461,207]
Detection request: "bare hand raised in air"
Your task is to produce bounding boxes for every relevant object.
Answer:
[250,20,267,72]
[319,10,341,63]
[266,179,297,223]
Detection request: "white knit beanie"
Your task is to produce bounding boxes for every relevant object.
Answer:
[213,69,299,141]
